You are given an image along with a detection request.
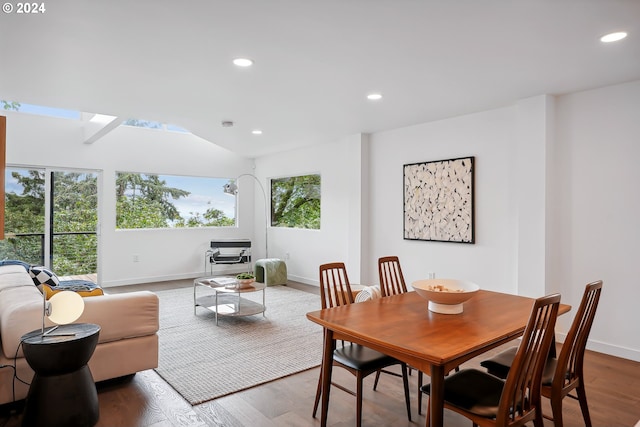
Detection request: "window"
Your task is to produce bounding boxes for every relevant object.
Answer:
[1,168,98,275]
[116,173,235,229]
[1,100,80,119]
[270,174,320,229]
[122,118,190,133]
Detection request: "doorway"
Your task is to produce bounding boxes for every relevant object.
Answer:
[1,167,99,279]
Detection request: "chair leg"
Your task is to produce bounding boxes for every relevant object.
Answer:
[401,363,412,421]
[356,372,364,427]
[312,365,323,418]
[576,381,593,427]
[425,396,430,427]
[418,371,424,415]
[550,392,564,427]
[533,405,545,427]
[373,369,381,390]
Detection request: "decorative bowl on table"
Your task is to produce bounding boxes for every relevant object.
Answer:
[412,279,480,314]
[236,273,256,289]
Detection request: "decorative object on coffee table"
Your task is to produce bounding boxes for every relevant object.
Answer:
[194,276,266,325]
[236,272,256,288]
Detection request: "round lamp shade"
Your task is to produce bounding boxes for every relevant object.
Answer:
[47,291,85,325]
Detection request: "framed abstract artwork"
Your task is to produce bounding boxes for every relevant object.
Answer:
[403,156,475,243]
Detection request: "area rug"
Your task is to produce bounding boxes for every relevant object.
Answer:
[153,285,323,405]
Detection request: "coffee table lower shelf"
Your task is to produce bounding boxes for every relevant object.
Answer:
[195,294,266,325]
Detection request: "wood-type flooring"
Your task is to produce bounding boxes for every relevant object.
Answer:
[1,280,637,427]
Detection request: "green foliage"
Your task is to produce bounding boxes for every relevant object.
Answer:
[1,170,98,274]
[116,173,190,228]
[271,174,321,229]
[5,171,45,233]
[116,173,234,229]
[122,119,162,129]
[51,172,99,275]
[1,100,20,111]
[53,172,98,232]
[3,169,236,275]
[173,208,235,228]
[116,197,168,229]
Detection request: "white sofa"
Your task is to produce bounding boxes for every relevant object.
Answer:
[0,264,159,405]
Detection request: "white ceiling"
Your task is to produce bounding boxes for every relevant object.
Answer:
[1,0,639,158]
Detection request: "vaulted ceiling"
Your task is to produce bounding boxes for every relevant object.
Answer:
[1,0,639,157]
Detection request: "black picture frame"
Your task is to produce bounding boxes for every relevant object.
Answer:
[403,156,475,243]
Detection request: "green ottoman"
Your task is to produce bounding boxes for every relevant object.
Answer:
[254,258,287,286]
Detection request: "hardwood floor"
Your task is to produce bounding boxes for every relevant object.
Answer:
[1,280,639,427]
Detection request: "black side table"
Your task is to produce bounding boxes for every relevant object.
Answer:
[21,323,101,427]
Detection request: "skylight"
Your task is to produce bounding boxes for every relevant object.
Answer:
[1,100,81,119]
[1,99,192,134]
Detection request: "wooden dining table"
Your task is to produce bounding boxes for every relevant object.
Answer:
[306,289,571,427]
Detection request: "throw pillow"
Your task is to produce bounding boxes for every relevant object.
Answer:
[29,266,60,287]
[43,280,104,298]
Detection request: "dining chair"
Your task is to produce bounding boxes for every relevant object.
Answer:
[376,256,428,414]
[480,281,602,427]
[421,293,561,427]
[312,262,412,427]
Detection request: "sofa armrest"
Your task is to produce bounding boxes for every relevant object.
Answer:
[77,291,159,344]
[1,290,159,359]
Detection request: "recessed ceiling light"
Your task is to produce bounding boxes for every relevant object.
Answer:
[600,32,628,43]
[233,58,254,67]
[367,93,383,100]
[252,129,263,135]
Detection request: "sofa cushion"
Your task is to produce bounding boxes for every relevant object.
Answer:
[0,265,38,293]
[29,266,60,287]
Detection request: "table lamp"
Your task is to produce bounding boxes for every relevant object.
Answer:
[42,290,85,336]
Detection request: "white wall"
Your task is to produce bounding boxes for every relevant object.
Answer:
[552,80,640,361]
[4,112,256,286]
[256,134,366,285]
[368,106,518,293]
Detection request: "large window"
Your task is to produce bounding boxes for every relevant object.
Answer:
[1,168,98,276]
[270,174,320,229]
[116,172,235,229]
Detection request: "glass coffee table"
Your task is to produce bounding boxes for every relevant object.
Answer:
[193,276,266,325]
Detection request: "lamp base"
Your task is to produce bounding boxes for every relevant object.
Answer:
[43,325,77,337]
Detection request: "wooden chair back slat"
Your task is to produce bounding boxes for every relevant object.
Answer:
[378,256,408,297]
[319,262,353,309]
[554,281,603,390]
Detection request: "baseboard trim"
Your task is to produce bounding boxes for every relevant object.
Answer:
[101,266,252,288]
[555,332,639,362]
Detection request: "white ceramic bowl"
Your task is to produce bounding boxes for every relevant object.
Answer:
[412,279,480,314]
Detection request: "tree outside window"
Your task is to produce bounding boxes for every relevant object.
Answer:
[116,173,236,229]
